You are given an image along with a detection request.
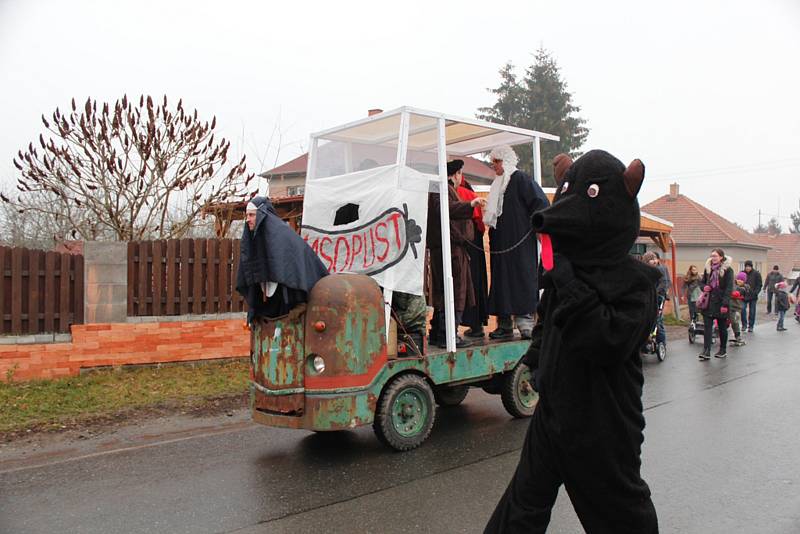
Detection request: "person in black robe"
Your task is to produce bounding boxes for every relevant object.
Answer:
[236,196,328,323]
[483,145,549,340]
[484,150,660,534]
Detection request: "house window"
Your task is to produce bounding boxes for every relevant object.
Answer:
[286,185,305,196]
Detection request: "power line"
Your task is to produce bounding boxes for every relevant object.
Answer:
[647,157,800,182]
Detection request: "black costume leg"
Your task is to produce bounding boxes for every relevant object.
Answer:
[485,415,561,533]
[562,469,659,534]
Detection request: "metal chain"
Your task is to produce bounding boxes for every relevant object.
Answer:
[450,211,538,256]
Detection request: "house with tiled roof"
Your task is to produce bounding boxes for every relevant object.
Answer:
[641,183,771,300]
[752,233,800,282]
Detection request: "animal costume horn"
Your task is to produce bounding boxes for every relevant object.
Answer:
[623,159,645,197]
[553,153,573,186]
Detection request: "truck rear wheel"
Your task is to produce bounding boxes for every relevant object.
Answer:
[373,374,436,451]
[501,363,538,418]
[433,385,469,406]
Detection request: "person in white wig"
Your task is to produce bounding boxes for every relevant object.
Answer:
[483,145,549,339]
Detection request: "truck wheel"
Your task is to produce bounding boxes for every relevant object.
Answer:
[433,385,469,406]
[501,363,538,418]
[373,374,436,451]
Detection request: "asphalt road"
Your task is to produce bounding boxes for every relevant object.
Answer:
[2,319,800,534]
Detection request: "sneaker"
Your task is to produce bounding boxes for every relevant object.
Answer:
[714,350,727,358]
[777,327,787,332]
[489,328,514,340]
[464,328,485,338]
[747,327,753,333]
[698,351,710,361]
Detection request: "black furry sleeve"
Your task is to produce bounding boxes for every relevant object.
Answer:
[522,291,549,369]
[549,255,656,367]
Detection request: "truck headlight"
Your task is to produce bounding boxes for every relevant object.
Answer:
[311,355,325,374]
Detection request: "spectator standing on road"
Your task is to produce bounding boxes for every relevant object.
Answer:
[729,272,749,347]
[643,252,668,347]
[699,248,734,360]
[684,265,702,322]
[775,281,790,331]
[741,260,763,332]
[765,265,785,315]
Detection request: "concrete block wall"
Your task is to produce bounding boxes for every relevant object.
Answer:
[84,241,128,324]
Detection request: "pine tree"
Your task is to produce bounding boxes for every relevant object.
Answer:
[790,210,800,234]
[478,48,589,186]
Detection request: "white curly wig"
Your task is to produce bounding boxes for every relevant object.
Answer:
[483,145,519,228]
[489,145,519,171]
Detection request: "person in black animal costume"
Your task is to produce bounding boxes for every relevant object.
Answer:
[485,150,660,534]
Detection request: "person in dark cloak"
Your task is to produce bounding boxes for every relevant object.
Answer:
[485,150,660,534]
[427,159,486,348]
[236,197,328,323]
[456,172,489,338]
[483,145,549,340]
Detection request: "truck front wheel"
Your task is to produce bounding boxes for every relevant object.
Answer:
[373,374,436,451]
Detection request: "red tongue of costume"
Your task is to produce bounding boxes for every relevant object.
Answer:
[540,233,554,271]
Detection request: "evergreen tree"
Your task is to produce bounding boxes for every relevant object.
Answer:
[766,217,783,235]
[790,210,800,234]
[478,48,589,186]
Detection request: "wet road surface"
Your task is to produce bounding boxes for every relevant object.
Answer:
[2,321,799,533]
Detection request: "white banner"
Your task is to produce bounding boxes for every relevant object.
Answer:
[301,164,432,296]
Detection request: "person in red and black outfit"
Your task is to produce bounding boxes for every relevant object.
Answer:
[455,170,489,338]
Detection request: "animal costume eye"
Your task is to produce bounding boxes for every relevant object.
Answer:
[561,182,569,193]
[587,184,600,198]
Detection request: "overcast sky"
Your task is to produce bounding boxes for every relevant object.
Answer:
[1,0,799,231]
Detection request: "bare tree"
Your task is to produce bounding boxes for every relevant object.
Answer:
[5,95,256,241]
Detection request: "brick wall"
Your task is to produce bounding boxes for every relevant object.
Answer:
[0,319,250,382]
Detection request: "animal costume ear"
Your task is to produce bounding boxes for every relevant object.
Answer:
[553,153,573,186]
[623,159,645,197]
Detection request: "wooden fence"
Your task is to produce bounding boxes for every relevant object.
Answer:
[127,238,246,316]
[0,246,84,335]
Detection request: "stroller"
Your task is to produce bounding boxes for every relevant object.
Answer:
[643,297,667,362]
[688,314,719,345]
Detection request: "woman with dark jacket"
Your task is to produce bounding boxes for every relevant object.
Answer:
[699,248,734,360]
[683,265,702,322]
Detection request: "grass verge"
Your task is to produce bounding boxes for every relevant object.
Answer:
[0,359,250,436]
[663,314,689,327]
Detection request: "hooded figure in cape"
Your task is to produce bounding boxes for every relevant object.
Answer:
[236,197,329,323]
[483,145,549,340]
[485,150,660,534]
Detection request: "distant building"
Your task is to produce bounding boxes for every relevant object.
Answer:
[641,183,771,301]
[752,233,800,283]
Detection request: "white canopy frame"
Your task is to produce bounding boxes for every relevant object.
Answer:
[306,106,559,353]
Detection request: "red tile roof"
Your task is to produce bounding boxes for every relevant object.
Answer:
[261,153,496,181]
[641,193,769,250]
[751,233,800,276]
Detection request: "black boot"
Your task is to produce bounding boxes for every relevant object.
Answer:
[698,350,710,361]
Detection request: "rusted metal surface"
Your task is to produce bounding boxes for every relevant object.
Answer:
[303,274,388,389]
[251,314,305,414]
[249,272,529,432]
